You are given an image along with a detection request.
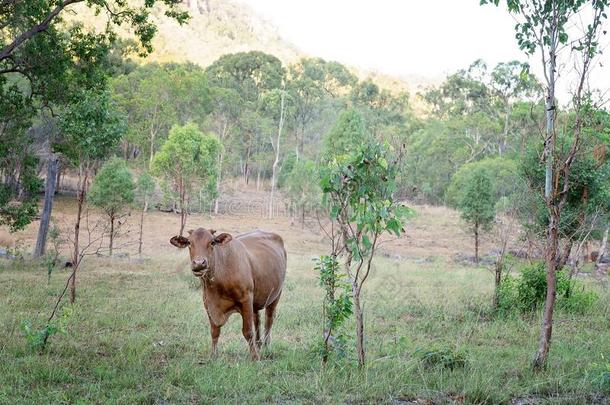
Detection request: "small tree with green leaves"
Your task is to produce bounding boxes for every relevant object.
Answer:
[285,159,321,227]
[320,140,411,367]
[56,89,125,303]
[135,172,156,256]
[151,123,221,235]
[88,158,135,256]
[458,168,495,265]
[322,108,366,162]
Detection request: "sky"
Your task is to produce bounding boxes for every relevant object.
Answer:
[237,0,610,102]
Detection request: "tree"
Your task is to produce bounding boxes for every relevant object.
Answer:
[446,157,524,207]
[205,51,284,183]
[320,140,411,367]
[285,159,321,227]
[111,63,212,165]
[268,86,287,219]
[482,0,610,370]
[0,0,188,68]
[151,123,220,236]
[88,158,135,256]
[56,89,125,303]
[322,108,366,162]
[286,58,356,158]
[1,0,185,248]
[135,172,156,257]
[458,168,496,265]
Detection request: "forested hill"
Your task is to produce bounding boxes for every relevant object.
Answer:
[68,0,431,98]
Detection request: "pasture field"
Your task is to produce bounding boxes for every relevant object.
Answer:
[0,199,609,404]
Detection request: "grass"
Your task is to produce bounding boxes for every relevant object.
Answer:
[1,250,608,404]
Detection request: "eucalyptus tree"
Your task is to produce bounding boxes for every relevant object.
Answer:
[205,51,284,183]
[151,124,221,236]
[489,61,542,155]
[111,63,211,166]
[458,168,496,264]
[286,58,356,159]
[1,0,187,242]
[320,140,411,367]
[482,0,610,370]
[55,89,126,303]
[88,158,136,256]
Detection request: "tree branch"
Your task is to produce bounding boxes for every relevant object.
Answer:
[0,0,83,62]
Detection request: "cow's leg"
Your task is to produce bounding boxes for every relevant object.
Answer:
[263,295,281,347]
[240,299,260,360]
[208,314,221,358]
[254,310,262,348]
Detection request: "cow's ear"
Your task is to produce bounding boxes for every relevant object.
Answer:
[212,233,232,246]
[170,235,190,248]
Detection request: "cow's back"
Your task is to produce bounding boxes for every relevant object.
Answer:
[236,230,286,310]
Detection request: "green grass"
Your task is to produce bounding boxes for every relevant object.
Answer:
[1,254,608,404]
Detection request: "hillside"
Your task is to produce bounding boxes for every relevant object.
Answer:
[68,0,437,98]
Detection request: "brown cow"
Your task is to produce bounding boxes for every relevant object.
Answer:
[170,228,286,360]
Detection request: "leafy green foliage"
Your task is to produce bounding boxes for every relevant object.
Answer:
[151,124,221,229]
[497,262,598,315]
[446,157,524,207]
[56,89,125,166]
[285,159,321,221]
[322,108,367,162]
[21,306,73,353]
[88,158,136,219]
[321,141,412,251]
[458,168,496,232]
[111,63,212,164]
[520,141,610,239]
[320,139,412,366]
[135,172,156,208]
[151,124,221,189]
[314,255,352,360]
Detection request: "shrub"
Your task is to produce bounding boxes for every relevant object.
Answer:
[497,261,598,315]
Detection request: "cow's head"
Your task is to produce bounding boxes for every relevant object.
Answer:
[170,228,233,277]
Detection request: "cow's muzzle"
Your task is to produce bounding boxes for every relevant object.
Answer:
[191,258,209,276]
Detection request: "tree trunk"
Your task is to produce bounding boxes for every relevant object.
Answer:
[33,156,59,258]
[533,207,560,371]
[534,6,558,371]
[70,165,88,304]
[243,141,252,184]
[55,165,62,194]
[214,151,224,214]
[269,87,285,219]
[500,102,510,156]
[595,225,609,280]
[543,14,557,199]
[493,259,502,310]
[353,283,365,368]
[138,205,145,257]
[150,131,155,167]
[179,177,187,236]
[474,223,479,265]
[109,215,115,256]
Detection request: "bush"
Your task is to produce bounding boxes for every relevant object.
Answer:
[497,262,598,315]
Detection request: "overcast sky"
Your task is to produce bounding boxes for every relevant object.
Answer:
[237,0,610,102]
